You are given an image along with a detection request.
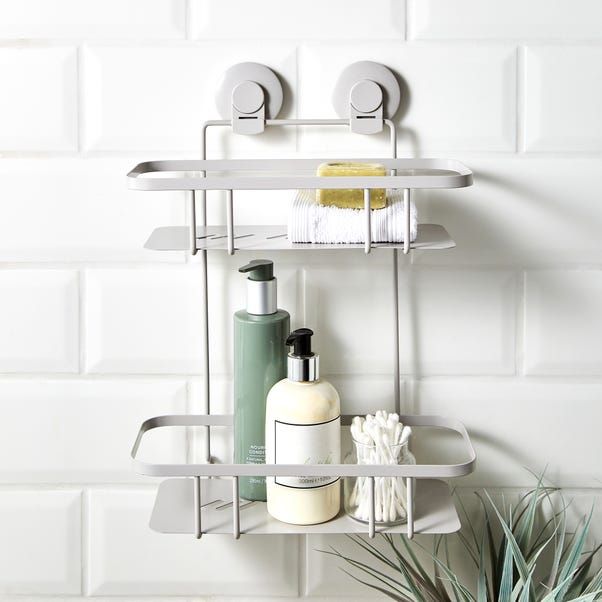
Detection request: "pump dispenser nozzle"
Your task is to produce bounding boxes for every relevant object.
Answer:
[286,328,314,357]
[239,259,277,315]
[239,259,274,281]
[286,328,319,382]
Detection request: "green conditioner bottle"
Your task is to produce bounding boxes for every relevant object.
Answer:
[234,259,290,501]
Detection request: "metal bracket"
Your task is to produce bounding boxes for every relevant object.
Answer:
[333,61,401,134]
[216,62,283,135]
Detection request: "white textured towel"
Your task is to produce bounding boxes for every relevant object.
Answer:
[288,189,418,244]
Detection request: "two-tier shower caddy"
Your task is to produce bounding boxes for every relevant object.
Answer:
[129,61,476,540]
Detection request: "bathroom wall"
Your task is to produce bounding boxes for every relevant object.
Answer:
[0,0,601,600]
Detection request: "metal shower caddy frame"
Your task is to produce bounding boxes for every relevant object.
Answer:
[128,62,477,541]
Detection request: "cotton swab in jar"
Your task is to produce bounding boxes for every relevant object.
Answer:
[347,411,412,524]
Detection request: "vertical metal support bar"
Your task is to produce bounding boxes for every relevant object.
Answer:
[200,126,211,464]
[226,189,234,255]
[392,249,400,415]
[188,191,197,255]
[364,188,371,255]
[403,188,411,255]
[193,476,202,539]
[368,476,376,539]
[406,477,415,539]
[200,249,211,464]
[232,476,240,539]
[384,119,397,159]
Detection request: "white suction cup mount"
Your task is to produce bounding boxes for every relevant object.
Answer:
[216,62,283,135]
[332,61,401,134]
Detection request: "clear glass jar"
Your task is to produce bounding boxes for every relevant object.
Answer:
[344,437,416,526]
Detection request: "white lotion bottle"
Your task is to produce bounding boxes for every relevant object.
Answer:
[265,328,341,525]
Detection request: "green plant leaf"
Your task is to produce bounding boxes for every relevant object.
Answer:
[477,528,488,602]
[499,539,514,602]
[475,492,502,599]
[433,536,453,601]
[566,543,602,600]
[556,509,594,601]
[324,548,411,598]
[456,492,481,552]
[339,567,411,602]
[582,565,602,595]
[415,541,475,602]
[548,504,568,590]
[393,535,444,600]
[344,534,399,572]
[563,593,602,602]
[485,492,532,589]
[515,475,546,551]
[517,573,533,602]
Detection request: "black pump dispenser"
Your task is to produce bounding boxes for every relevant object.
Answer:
[286,328,319,382]
[286,328,314,357]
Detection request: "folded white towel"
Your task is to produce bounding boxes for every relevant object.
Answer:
[288,189,417,244]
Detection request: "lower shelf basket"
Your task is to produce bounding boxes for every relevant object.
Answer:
[132,414,476,539]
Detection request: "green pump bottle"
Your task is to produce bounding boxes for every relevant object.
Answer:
[234,259,290,501]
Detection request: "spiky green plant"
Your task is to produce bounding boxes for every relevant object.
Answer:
[324,477,602,601]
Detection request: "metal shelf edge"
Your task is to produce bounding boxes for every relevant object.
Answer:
[127,158,473,191]
[131,414,477,480]
[149,477,461,536]
[144,224,455,252]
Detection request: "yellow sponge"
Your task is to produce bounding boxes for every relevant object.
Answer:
[316,162,386,209]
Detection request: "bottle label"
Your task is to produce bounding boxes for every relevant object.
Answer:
[274,416,340,489]
[246,444,265,486]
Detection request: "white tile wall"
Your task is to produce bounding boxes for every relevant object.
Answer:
[0,47,77,151]
[411,379,602,488]
[88,489,298,595]
[0,490,81,594]
[82,44,296,153]
[0,0,185,39]
[0,270,79,373]
[398,269,517,375]
[304,258,395,375]
[189,0,405,40]
[414,157,602,265]
[525,270,602,375]
[0,379,186,482]
[85,267,204,373]
[524,46,602,152]
[0,1,601,600]
[0,158,186,262]
[408,0,602,40]
[298,43,517,154]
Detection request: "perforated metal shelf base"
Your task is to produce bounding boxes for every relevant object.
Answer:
[145,223,454,252]
[150,478,460,536]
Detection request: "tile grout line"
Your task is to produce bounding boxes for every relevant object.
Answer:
[78,269,86,374]
[185,379,193,463]
[298,266,307,327]
[518,269,527,376]
[516,45,526,153]
[81,488,89,596]
[184,0,192,40]
[294,45,300,153]
[76,44,83,154]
